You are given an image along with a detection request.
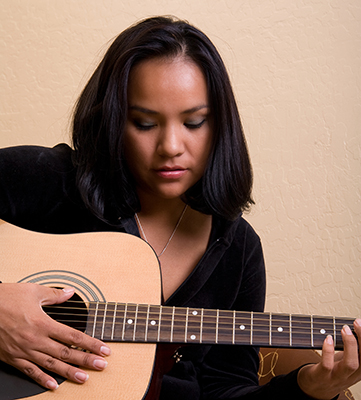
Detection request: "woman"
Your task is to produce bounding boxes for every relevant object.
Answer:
[0,16,360,399]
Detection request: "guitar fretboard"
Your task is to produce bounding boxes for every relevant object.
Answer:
[84,302,353,350]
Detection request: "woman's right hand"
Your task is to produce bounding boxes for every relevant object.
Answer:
[0,283,111,390]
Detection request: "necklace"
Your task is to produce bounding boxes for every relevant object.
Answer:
[135,204,188,257]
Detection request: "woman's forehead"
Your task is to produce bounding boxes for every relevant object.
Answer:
[127,57,209,115]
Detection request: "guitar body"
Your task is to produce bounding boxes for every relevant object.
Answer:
[0,220,162,400]
[0,221,356,399]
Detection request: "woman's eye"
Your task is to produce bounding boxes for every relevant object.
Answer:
[133,120,156,130]
[184,119,206,129]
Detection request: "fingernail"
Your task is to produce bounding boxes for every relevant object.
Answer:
[75,371,89,383]
[354,319,361,327]
[46,380,59,390]
[326,335,333,345]
[343,325,353,335]
[93,359,108,370]
[62,287,74,293]
[101,345,111,356]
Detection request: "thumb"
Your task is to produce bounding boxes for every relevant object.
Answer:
[39,286,75,306]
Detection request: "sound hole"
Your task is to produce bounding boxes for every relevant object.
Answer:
[44,290,88,332]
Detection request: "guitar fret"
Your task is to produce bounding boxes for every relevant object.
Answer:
[123,304,137,341]
[93,302,99,338]
[253,312,271,346]
[85,302,96,338]
[132,304,139,341]
[170,307,184,342]
[311,315,314,347]
[200,309,204,343]
[102,302,116,341]
[290,315,312,348]
[232,310,236,345]
[158,306,174,342]
[250,311,253,345]
[111,303,117,341]
[121,303,128,341]
[171,307,175,343]
[216,310,219,344]
[234,311,252,345]
[333,316,336,346]
[289,314,292,347]
[145,304,150,342]
[269,312,272,346]
[157,306,162,342]
[185,307,189,343]
[217,310,233,344]
[114,303,126,341]
[146,305,160,342]
[101,302,108,340]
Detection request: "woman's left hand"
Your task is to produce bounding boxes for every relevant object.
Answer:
[297,318,361,399]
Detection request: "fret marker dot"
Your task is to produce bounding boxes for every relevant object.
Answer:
[278,327,283,332]
[239,325,246,330]
[150,320,156,326]
[320,329,326,334]
[127,319,133,324]
[192,311,198,316]
[190,335,196,340]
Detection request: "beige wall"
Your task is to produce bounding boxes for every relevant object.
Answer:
[1,1,360,396]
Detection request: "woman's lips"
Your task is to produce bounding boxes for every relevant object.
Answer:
[155,167,187,179]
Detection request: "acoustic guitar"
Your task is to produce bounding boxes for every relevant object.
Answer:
[0,221,355,400]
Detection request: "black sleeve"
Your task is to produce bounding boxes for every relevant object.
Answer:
[0,144,91,233]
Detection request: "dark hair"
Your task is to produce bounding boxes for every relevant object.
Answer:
[72,16,254,222]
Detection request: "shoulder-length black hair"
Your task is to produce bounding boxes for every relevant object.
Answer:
[72,16,254,223]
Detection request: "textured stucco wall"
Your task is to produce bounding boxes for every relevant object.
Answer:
[1,1,360,396]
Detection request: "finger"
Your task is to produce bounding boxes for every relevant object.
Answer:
[12,347,105,389]
[12,359,60,390]
[36,354,90,384]
[38,286,75,307]
[43,340,109,371]
[51,321,111,357]
[353,319,361,352]
[320,335,335,372]
[340,324,359,373]
[33,285,111,356]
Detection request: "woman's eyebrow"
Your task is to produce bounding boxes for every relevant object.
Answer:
[129,105,158,114]
[129,104,209,115]
[181,105,209,114]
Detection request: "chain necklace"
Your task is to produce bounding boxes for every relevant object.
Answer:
[135,204,188,257]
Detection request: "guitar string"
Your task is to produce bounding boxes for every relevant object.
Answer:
[43,303,354,327]
[44,319,346,341]
[43,305,352,334]
[45,319,349,333]
[43,319,348,344]
[43,302,354,323]
[45,317,348,336]
[44,311,351,330]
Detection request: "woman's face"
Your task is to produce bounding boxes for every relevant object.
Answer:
[124,57,212,202]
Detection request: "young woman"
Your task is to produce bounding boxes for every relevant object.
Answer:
[0,16,360,399]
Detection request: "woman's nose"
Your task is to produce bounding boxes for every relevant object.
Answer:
[156,124,184,157]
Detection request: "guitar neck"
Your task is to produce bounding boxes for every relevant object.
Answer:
[84,302,353,350]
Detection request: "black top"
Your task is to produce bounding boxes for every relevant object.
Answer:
[0,144,315,399]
